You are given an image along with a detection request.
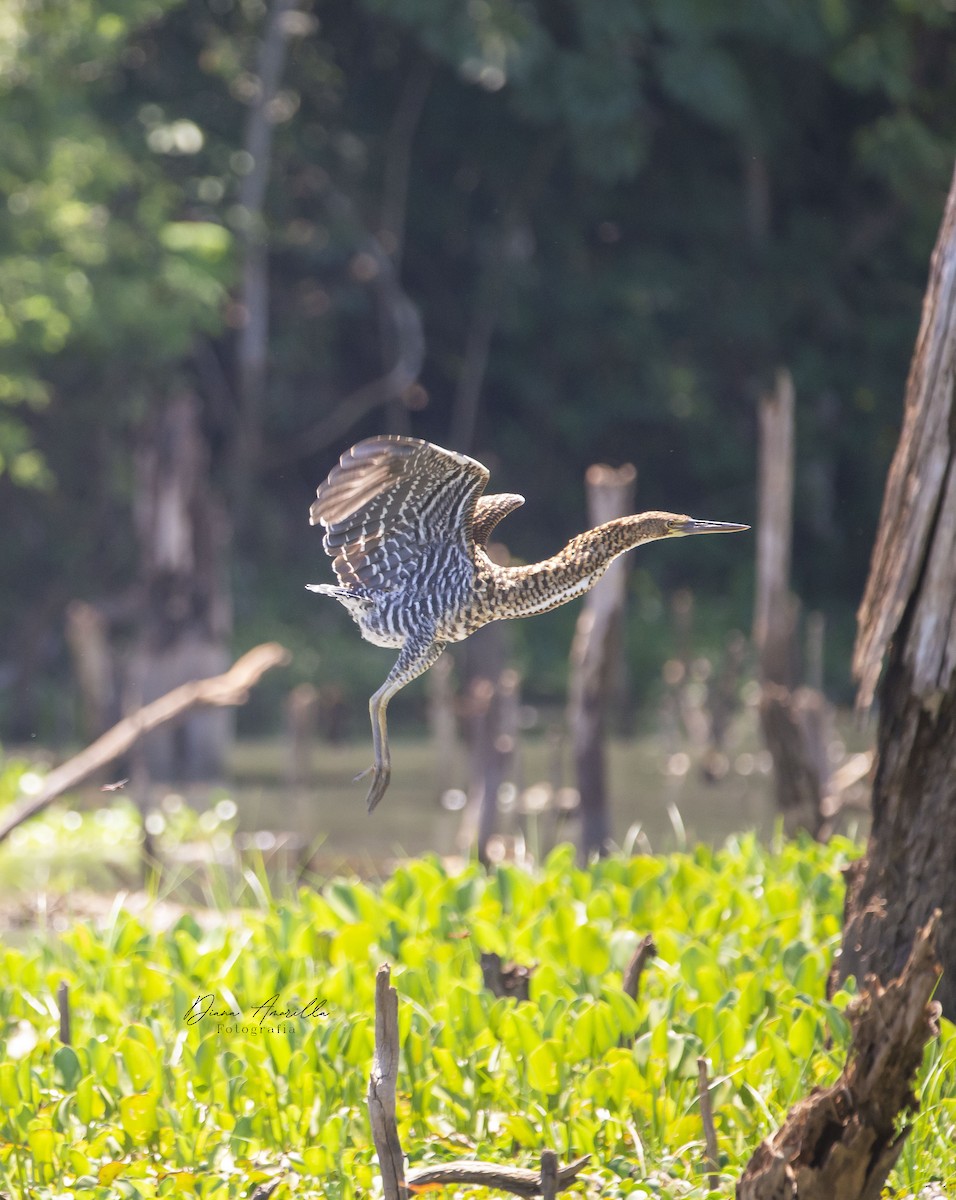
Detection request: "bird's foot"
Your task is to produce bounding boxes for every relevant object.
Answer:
[355,763,391,812]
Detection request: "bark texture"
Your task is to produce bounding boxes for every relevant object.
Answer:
[835,161,956,1017]
[739,916,941,1200]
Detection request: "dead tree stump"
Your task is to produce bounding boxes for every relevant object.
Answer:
[738,915,941,1200]
[567,463,637,859]
[130,392,233,784]
[754,369,829,836]
[835,159,956,1018]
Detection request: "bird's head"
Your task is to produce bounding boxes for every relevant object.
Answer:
[662,514,750,538]
[634,512,750,541]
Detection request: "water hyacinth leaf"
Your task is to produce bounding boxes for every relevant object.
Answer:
[266,1027,293,1076]
[0,1062,18,1109]
[53,1044,82,1089]
[26,1118,54,1165]
[120,1034,158,1090]
[787,1008,818,1059]
[718,1009,746,1060]
[432,1046,465,1094]
[98,1161,127,1185]
[569,923,611,976]
[527,1039,563,1095]
[602,1050,643,1110]
[502,1112,539,1146]
[120,1091,159,1141]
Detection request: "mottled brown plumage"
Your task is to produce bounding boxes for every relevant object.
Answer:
[309,435,748,811]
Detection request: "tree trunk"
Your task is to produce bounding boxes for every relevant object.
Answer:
[567,463,637,859]
[232,0,298,527]
[65,600,116,743]
[130,392,233,784]
[458,620,520,866]
[834,161,956,1018]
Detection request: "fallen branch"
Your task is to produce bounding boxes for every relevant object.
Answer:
[405,1155,591,1197]
[0,642,290,844]
[738,912,942,1200]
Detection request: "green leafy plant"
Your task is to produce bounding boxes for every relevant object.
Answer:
[0,835,952,1198]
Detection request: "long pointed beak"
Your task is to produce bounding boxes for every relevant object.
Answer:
[677,519,750,536]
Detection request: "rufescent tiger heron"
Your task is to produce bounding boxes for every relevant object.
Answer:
[308,435,749,811]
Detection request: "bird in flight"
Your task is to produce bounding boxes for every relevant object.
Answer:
[308,436,748,811]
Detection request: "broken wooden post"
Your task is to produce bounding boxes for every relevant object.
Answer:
[754,369,829,836]
[427,652,458,801]
[367,959,590,1198]
[65,600,115,744]
[368,964,406,1200]
[568,462,637,859]
[459,604,520,865]
[57,981,71,1046]
[622,934,656,1002]
[285,682,319,800]
[540,1150,558,1200]
[697,1057,719,1191]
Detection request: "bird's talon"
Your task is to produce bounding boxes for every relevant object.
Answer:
[364,765,391,813]
[354,765,373,783]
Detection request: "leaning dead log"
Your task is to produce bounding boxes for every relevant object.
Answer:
[738,913,941,1200]
[0,643,290,845]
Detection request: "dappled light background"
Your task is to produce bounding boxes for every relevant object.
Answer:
[0,0,953,867]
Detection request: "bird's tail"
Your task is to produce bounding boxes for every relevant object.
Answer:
[305,584,349,597]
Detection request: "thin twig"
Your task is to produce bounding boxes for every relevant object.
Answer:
[368,964,406,1200]
[0,643,290,844]
[697,1056,719,1190]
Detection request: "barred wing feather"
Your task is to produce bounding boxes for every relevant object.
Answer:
[310,436,491,591]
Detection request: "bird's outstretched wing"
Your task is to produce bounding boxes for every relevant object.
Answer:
[473,492,525,548]
[311,436,495,591]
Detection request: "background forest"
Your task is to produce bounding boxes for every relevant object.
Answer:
[2,0,956,746]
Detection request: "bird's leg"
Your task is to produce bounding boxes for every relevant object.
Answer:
[359,631,445,812]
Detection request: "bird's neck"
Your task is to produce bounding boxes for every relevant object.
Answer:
[482,515,664,620]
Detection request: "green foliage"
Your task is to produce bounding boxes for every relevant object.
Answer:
[1,837,953,1196]
[3,0,956,732]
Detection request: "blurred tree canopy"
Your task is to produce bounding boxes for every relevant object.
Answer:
[1,0,954,736]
